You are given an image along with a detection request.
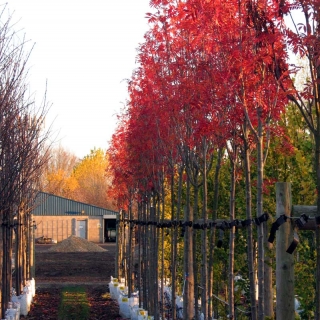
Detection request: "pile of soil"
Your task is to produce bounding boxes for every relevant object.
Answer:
[20,242,125,319]
[48,235,107,252]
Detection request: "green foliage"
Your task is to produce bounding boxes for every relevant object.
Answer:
[210,156,231,219]
[263,103,317,316]
[265,103,316,206]
[295,231,316,319]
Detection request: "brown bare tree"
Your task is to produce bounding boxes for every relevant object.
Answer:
[0,9,50,318]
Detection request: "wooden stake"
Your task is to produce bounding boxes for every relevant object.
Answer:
[276,182,295,319]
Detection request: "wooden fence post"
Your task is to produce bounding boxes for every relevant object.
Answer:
[276,182,295,319]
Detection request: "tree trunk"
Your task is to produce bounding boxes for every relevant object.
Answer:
[115,212,120,278]
[228,146,237,319]
[142,202,148,310]
[160,184,165,320]
[30,214,35,279]
[147,205,152,315]
[137,203,143,308]
[201,139,208,319]
[170,172,176,320]
[264,222,273,317]
[257,111,265,319]
[150,203,159,318]
[315,130,320,320]
[208,148,222,320]
[2,215,8,318]
[243,122,257,320]
[0,216,2,319]
[2,210,14,319]
[15,208,22,295]
[127,204,134,296]
[183,177,195,320]
[172,166,183,319]
[0,219,4,319]
[193,182,200,320]
[22,218,27,289]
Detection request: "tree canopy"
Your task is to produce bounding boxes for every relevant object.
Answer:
[108,0,320,319]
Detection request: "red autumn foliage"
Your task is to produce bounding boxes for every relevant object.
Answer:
[107,0,293,208]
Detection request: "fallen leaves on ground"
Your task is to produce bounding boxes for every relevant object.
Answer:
[21,286,128,320]
[19,244,128,320]
[21,288,60,320]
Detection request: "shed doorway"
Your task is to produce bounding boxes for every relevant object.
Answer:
[104,219,116,242]
[77,220,87,239]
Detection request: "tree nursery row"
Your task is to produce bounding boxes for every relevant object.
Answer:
[108,1,320,320]
[0,6,50,320]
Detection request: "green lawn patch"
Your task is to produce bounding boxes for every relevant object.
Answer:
[58,286,90,320]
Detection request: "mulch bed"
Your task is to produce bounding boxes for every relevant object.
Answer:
[20,286,123,320]
[19,242,127,320]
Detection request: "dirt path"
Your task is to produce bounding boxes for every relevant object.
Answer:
[20,243,125,320]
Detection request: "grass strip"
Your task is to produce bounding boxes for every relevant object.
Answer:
[58,285,90,320]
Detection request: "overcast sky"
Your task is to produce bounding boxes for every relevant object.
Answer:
[6,0,153,158]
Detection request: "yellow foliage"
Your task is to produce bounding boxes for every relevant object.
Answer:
[71,148,112,208]
[41,147,115,209]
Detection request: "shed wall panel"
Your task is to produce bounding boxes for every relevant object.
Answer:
[34,215,103,243]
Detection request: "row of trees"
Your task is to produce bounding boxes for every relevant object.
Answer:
[40,147,115,209]
[0,6,116,319]
[0,8,51,319]
[108,0,320,319]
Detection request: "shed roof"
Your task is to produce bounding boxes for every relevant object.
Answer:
[32,192,118,216]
